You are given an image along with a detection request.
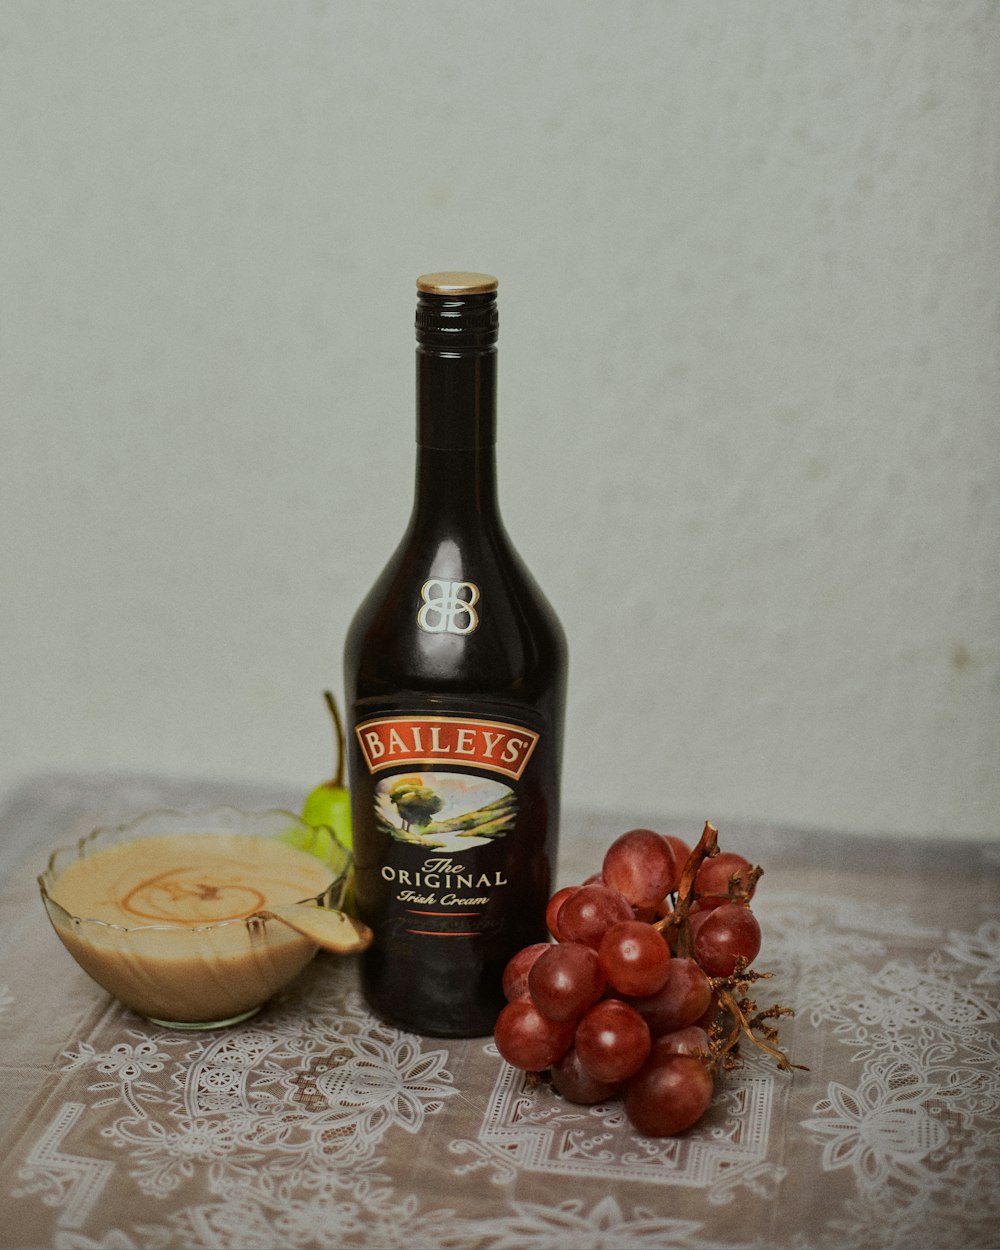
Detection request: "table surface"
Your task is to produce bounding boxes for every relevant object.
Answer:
[1,774,997,1250]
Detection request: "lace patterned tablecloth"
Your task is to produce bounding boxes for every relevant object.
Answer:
[1,775,998,1250]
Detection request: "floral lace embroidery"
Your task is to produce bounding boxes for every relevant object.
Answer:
[10,894,999,1249]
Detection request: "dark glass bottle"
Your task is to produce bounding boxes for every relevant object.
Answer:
[343,272,567,1037]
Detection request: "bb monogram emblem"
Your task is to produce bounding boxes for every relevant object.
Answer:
[416,579,481,635]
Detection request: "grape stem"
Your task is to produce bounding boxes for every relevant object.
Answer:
[654,820,718,956]
[712,985,805,1073]
[323,690,346,788]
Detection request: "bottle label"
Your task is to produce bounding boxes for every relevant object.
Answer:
[354,712,543,943]
[355,713,538,781]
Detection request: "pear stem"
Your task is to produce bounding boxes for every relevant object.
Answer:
[323,691,346,788]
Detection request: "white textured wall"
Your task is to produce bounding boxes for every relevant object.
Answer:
[2,1,997,839]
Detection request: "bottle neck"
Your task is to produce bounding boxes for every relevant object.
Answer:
[414,345,499,521]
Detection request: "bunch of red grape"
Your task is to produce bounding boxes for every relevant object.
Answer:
[494,822,795,1137]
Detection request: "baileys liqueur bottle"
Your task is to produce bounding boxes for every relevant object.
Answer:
[344,272,567,1037]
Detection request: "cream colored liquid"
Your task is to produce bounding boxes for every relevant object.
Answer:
[52,833,332,925]
[47,833,334,1025]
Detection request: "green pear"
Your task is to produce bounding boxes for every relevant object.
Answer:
[300,691,353,851]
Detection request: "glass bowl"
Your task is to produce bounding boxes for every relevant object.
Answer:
[39,807,354,1029]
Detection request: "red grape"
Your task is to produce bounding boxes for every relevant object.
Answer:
[663,834,692,874]
[494,999,575,1071]
[545,886,579,941]
[551,1045,623,1105]
[687,906,712,945]
[528,942,606,1021]
[575,998,652,1083]
[692,902,761,976]
[602,828,678,910]
[655,1026,711,1057]
[625,1052,714,1137]
[502,942,550,1002]
[693,990,720,1030]
[630,957,712,1036]
[556,884,633,949]
[694,852,753,907]
[598,920,671,997]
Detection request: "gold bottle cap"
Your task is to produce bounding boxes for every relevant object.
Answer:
[416,271,498,295]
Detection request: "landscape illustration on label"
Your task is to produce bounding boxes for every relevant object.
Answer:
[375,771,516,851]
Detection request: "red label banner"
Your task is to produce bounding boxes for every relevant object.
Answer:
[355,715,539,781]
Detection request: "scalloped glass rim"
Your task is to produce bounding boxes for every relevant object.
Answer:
[38,805,353,935]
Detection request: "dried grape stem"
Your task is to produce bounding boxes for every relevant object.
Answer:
[654,820,718,956]
[714,986,804,1073]
[743,864,764,900]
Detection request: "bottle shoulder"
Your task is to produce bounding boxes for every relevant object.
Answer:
[344,520,566,705]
